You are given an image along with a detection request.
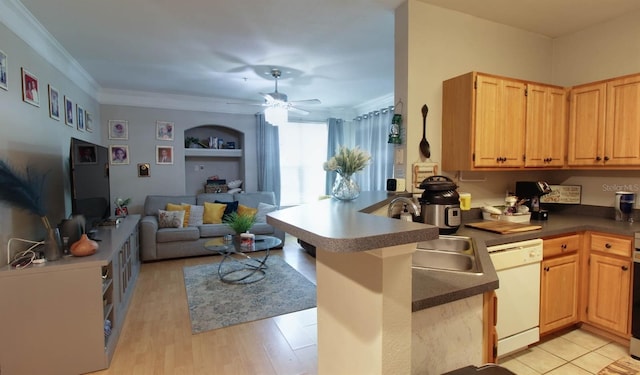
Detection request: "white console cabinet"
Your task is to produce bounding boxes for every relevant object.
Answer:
[0,215,140,375]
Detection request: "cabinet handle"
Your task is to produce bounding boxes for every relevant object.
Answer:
[544,266,550,272]
[596,156,602,161]
[605,243,612,249]
[561,244,567,250]
[622,265,629,271]
[604,156,610,161]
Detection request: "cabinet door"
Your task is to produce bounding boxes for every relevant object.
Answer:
[604,74,640,165]
[474,75,526,167]
[567,83,606,166]
[525,84,567,167]
[540,253,579,334]
[587,253,631,335]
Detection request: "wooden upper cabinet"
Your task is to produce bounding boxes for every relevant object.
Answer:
[442,72,526,170]
[568,73,640,167]
[604,75,640,165]
[525,84,567,167]
[474,75,526,168]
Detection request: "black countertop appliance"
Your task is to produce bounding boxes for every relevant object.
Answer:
[418,175,461,234]
[516,181,552,220]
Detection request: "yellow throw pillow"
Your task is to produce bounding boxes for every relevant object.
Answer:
[237,204,258,218]
[166,203,191,226]
[203,202,227,224]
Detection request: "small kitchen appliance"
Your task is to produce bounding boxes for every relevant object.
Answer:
[418,175,461,234]
[515,181,552,219]
[615,191,636,222]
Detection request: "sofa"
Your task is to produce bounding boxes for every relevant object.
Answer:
[140,191,284,261]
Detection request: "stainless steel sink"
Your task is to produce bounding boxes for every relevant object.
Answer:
[413,235,483,274]
[417,235,472,253]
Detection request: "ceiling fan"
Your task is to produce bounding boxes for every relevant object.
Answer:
[257,68,321,115]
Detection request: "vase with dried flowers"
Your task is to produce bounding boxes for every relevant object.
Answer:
[323,146,371,201]
[0,160,62,261]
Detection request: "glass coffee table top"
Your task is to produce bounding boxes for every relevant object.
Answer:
[204,235,282,284]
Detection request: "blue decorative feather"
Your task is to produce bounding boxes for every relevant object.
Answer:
[0,160,49,223]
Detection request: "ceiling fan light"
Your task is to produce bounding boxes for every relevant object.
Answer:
[265,106,288,126]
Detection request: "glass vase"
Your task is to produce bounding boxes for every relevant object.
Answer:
[44,227,63,261]
[332,173,360,201]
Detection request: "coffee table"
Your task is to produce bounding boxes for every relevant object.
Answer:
[204,235,282,284]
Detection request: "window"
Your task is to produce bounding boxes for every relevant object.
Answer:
[278,121,328,206]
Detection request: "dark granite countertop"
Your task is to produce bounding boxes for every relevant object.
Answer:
[268,193,639,313]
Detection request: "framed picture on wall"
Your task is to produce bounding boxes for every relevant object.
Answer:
[109,120,128,140]
[156,145,173,165]
[138,163,150,177]
[85,111,93,132]
[109,145,130,165]
[64,96,74,126]
[48,85,60,120]
[77,105,85,131]
[21,68,40,107]
[0,49,7,91]
[156,121,174,141]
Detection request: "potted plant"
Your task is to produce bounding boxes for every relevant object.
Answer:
[223,211,256,235]
[114,197,131,217]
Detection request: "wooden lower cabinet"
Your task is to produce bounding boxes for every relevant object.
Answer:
[483,291,498,363]
[540,253,579,334]
[587,252,631,335]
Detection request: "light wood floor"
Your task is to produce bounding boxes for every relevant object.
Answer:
[89,234,318,375]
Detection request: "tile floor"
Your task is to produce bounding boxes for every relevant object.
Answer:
[499,329,636,374]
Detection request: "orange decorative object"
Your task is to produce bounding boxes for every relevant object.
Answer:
[70,234,98,257]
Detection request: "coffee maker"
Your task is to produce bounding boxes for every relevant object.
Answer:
[515,181,552,219]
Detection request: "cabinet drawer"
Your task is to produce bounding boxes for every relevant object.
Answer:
[590,233,631,257]
[543,234,580,258]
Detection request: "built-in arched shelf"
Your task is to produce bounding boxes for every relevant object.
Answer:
[184,125,245,195]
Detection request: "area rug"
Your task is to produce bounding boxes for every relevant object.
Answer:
[183,255,316,334]
[598,357,640,375]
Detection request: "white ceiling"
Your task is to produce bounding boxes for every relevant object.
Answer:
[16,0,640,116]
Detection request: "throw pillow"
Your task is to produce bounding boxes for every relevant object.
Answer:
[187,204,204,226]
[158,209,185,228]
[255,202,277,223]
[166,203,191,226]
[203,202,227,224]
[215,200,239,215]
[237,204,258,218]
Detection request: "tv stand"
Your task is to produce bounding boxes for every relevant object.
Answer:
[0,215,140,374]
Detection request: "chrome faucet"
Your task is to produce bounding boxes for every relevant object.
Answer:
[388,197,420,220]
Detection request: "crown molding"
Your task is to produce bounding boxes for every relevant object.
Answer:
[352,92,395,116]
[0,0,100,99]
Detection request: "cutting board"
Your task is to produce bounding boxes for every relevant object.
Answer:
[465,220,542,234]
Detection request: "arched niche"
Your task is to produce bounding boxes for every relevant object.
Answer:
[183,125,245,195]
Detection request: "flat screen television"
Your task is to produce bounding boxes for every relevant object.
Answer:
[69,137,111,228]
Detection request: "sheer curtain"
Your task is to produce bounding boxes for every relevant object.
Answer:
[325,118,344,194]
[256,113,281,206]
[353,106,394,191]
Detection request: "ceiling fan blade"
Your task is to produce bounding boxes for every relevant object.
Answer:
[289,98,321,105]
[259,92,275,101]
[226,101,264,107]
[288,106,310,115]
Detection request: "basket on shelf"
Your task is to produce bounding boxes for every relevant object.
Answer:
[205,184,228,193]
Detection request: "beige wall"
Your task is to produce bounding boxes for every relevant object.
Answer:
[396,1,640,209]
[552,9,640,86]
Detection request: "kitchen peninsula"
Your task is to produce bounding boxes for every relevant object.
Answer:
[267,191,500,374]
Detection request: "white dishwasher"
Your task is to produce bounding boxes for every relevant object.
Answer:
[488,238,543,358]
